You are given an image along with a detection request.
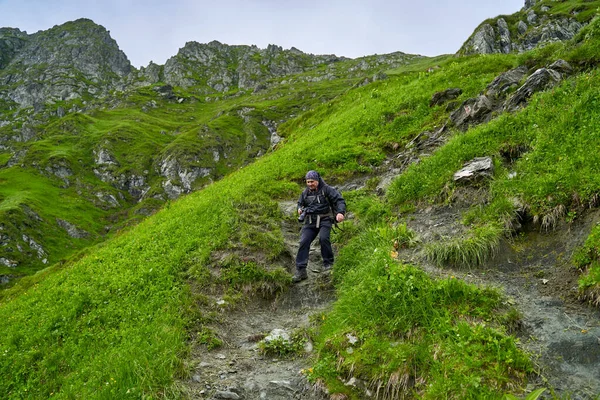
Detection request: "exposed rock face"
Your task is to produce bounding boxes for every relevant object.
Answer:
[158,155,212,199]
[163,41,345,93]
[458,1,587,56]
[0,28,28,69]
[450,60,570,130]
[504,67,562,111]
[57,219,90,239]
[0,19,132,108]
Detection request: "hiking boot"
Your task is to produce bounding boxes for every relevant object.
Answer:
[292,270,308,283]
[323,264,332,272]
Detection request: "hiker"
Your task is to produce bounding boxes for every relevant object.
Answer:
[293,170,346,283]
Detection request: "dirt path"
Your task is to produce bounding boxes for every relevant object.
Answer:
[180,201,332,400]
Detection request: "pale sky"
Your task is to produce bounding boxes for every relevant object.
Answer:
[0,0,525,68]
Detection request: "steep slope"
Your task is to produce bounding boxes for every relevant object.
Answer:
[0,19,423,282]
[2,1,600,399]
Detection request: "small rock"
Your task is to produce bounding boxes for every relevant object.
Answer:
[213,390,241,399]
[346,333,359,344]
[453,157,494,182]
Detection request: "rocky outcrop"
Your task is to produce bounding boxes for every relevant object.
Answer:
[458,0,590,56]
[162,41,345,93]
[504,67,562,111]
[157,155,212,199]
[0,19,132,109]
[57,219,90,239]
[0,28,28,69]
[448,60,569,131]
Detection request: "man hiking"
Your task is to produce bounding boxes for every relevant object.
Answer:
[293,170,346,283]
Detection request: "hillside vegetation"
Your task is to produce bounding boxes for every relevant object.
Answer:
[2,2,600,400]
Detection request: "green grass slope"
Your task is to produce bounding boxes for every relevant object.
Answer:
[2,10,600,400]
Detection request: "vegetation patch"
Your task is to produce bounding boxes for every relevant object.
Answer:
[572,222,600,306]
[424,223,503,269]
[309,224,532,399]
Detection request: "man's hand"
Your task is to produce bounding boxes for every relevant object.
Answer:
[298,208,303,215]
[336,213,345,223]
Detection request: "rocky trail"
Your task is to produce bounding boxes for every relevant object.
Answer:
[180,202,333,400]
[181,189,600,400]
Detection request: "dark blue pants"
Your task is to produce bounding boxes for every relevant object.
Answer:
[295,218,333,271]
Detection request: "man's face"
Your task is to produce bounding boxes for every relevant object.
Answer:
[306,179,318,191]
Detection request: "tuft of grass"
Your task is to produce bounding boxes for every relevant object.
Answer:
[572,222,600,307]
[424,223,503,268]
[258,329,308,357]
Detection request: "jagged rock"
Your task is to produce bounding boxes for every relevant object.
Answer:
[518,20,529,35]
[497,18,512,54]
[57,219,90,239]
[485,65,528,99]
[157,155,211,198]
[527,10,538,25]
[262,120,281,147]
[95,192,120,208]
[430,88,462,107]
[453,157,494,182]
[22,234,46,259]
[548,59,573,75]
[153,84,176,100]
[0,28,28,69]
[94,148,118,166]
[139,61,163,84]
[524,0,538,9]
[504,67,562,111]
[45,162,73,186]
[466,23,497,54]
[0,258,18,268]
[16,125,37,142]
[163,40,347,93]
[450,95,494,130]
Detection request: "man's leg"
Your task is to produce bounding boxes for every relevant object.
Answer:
[318,221,334,269]
[294,225,318,281]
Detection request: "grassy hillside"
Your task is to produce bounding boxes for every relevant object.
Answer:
[0,68,359,281]
[2,9,600,400]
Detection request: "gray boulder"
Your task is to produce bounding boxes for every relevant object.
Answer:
[454,157,494,182]
[504,67,562,111]
[450,95,494,130]
[485,65,529,99]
